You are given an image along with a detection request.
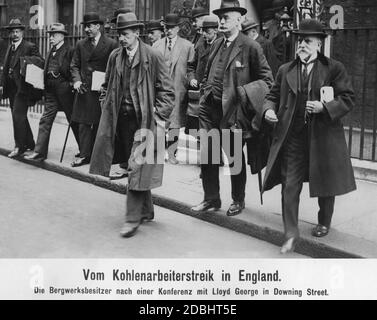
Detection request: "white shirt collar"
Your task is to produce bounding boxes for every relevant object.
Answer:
[225,30,239,44]
[300,51,318,74]
[126,40,139,60]
[93,32,101,45]
[55,41,64,50]
[12,38,23,50]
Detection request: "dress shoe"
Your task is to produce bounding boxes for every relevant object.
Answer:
[167,155,179,165]
[75,152,81,158]
[141,214,154,223]
[120,222,140,238]
[71,157,90,167]
[311,224,329,237]
[191,199,221,213]
[24,152,46,162]
[109,168,129,180]
[8,148,23,158]
[226,201,245,217]
[280,238,297,254]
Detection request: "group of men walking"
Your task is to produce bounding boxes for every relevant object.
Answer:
[0,0,356,254]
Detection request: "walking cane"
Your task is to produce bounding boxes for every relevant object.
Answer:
[258,169,263,205]
[60,93,78,163]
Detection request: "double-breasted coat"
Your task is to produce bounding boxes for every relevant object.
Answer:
[70,34,118,125]
[201,32,273,135]
[153,36,194,128]
[89,40,174,191]
[262,53,356,197]
[1,39,43,105]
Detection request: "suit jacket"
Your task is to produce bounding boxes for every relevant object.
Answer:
[1,39,43,103]
[70,34,118,124]
[44,42,74,84]
[262,53,356,197]
[153,36,194,128]
[89,40,174,188]
[201,32,273,131]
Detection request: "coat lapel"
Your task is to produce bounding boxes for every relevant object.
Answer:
[309,59,328,99]
[226,34,243,70]
[11,40,25,69]
[91,34,106,58]
[170,36,182,71]
[286,60,299,95]
[207,38,223,69]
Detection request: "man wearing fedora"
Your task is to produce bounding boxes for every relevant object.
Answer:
[263,19,356,253]
[153,13,194,165]
[70,12,118,167]
[191,6,208,46]
[242,17,280,77]
[89,13,174,238]
[147,20,164,45]
[25,23,79,161]
[191,0,273,216]
[0,19,43,158]
[186,15,220,133]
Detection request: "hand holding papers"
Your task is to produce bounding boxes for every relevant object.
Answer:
[25,64,44,90]
[91,71,106,91]
[320,86,335,104]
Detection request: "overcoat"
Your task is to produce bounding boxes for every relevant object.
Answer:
[1,39,44,105]
[187,35,213,84]
[262,53,356,197]
[201,32,273,134]
[70,34,118,125]
[153,36,194,128]
[89,40,174,190]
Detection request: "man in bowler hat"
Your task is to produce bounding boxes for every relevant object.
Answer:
[153,13,194,165]
[147,20,164,45]
[191,0,273,216]
[70,12,118,167]
[263,19,356,253]
[89,13,174,238]
[25,23,79,161]
[191,6,208,46]
[0,19,44,158]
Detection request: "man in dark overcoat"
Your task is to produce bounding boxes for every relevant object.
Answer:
[186,15,219,133]
[191,6,208,46]
[89,13,174,238]
[263,19,356,254]
[70,12,118,167]
[0,19,44,158]
[25,23,79,161]
[191,0,273,217]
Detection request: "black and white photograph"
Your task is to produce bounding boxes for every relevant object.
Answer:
[0,0,376,305]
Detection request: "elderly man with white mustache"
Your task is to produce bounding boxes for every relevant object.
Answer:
[262,19,356,254]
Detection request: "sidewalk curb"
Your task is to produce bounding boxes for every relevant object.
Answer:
[0,146,362,259]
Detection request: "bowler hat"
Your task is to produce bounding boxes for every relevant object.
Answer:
[115,12,144,30]
[241,18,259,32]
[191,7,208,19]
[213,0,247,16]
[111,8,132,23]
[292,19,327,38]
[6,18,26,30]
[164,13,180,27]
[46,23,68,35]
[147,20,164,32]
[81,12,104,25]
[202,15,219,29]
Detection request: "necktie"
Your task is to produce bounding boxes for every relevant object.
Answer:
[91,38,96,49]
[224,40,230,48]
[168,39,172,51]
[11,44,16,52]
[51,45,57,56]
[302,63,308,81]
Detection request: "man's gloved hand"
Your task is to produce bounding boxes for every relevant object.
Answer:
[264,109,278,123]
[99,86,107,102]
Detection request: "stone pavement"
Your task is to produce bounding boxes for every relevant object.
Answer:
[1,107,377,258]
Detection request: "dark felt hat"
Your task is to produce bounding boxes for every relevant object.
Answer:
[111,8,132,24]
[6,18,26,30]
[213,0,247,16]
[164,13,180,27]
[115,12,144,30]
[81,12,104,25]
[191,7,208,19]
[292,19,327,38]
[46,23,68,35]
[147,19,164,32]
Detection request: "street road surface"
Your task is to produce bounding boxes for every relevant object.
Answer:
[0,156,305,258]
